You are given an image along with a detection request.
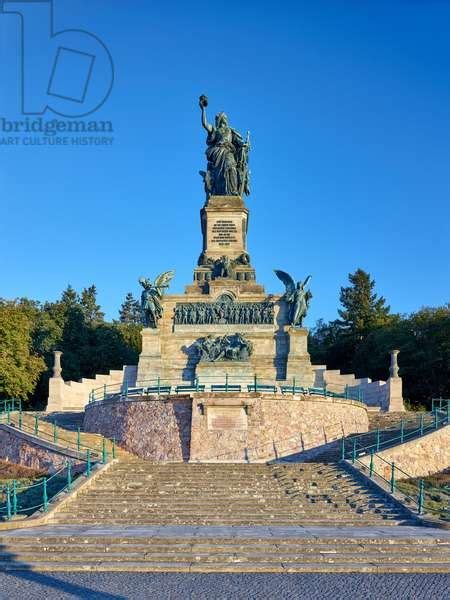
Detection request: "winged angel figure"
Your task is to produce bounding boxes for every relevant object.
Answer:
[139,271,175,328]
[274,270,312,328]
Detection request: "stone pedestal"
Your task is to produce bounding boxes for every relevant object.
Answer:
[137,328,163,383]
[202,195,248,258]
[386,377,405,412]
[196,360,254,385]
[46,377,66,412]
[284,326,314,386]
[193,195,257,286]
[387,350,404,411]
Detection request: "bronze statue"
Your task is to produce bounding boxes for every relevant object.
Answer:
[274,270,312,328]
[139,271,175,328]
[193,333,253,362]
[199,95,250,198]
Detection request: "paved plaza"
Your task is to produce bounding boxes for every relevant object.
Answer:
[0,572,449,600]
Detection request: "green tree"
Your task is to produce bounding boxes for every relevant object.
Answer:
[81,285,104,323]
[0,302,46,401]
[119,292,141,324]
[338,268,391,337]
[309,269,392,375]
[61,285,78,307]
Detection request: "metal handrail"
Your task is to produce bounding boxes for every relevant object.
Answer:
[0,399,22,415]
[0,457,97,520]
[342,408,450,519]
[342,411,448,459]
[3,413,115,461]
[88,376,365,404]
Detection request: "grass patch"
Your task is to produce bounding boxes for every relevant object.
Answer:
[0,459,73,519]
[397,470,450,520]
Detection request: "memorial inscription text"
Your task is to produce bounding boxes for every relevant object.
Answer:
[211,219,238,246]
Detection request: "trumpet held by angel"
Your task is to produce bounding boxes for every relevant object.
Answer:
[274,270,312,328]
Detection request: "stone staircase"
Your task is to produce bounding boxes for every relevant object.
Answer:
[0,528,449,572]
[49,459,415,527]
[2,411,448,572]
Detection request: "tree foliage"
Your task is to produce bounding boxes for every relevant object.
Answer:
[0,286,142,407]
[119,292,141,325]
[309,269,450,409]
[80,285,105,323]
[0,302,46,400]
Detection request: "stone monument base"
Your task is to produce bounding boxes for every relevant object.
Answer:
[83,392,369,463]
[137,328,162,383]
[196,361,254,385]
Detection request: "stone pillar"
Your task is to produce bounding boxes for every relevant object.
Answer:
[136,328,163,383]
[284,326,314,387]
[53,350,63,379]
[390,349,400,378]
[46,351,65,412]
[387,350,405,412]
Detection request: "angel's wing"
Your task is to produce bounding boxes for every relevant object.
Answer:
[154,270,175,290]
[302,275,312,289]
[274,269,296,297]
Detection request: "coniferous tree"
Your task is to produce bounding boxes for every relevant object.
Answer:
[338,268,390,337]
[81,285,104,323]
[119,292,141,324]
[310,269,392,376]
[61,285,79,307]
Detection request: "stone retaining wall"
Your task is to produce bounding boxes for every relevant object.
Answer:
[0,425,86,473]
[84,393,369,463]
[190,394,368,462]
[359,424,450,479]
[84,396,192,461]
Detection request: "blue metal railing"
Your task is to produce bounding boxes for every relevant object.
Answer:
[341,401,450,519]
[88,377,364,405]
[0,458,94,521]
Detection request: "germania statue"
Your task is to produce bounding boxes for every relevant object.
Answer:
[199,95,250,198]
[274,270,312,328]
[138,271,175,328]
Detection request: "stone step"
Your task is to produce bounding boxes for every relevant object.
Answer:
[0,533,448,572]
[0,560,448,573]
[3,551,450,564]
[4,541,448,553]
[6,536,445,546]
[46,458,414,527]
[51,518,412,527]
[62,496,401,507]
[60,508,405,518]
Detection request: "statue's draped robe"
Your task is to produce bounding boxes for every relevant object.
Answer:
[205,126,245,196]
[141,289,163,326]
[291,288,308,327]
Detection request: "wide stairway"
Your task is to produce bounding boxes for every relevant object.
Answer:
[50,458,415,527]
[1,528,450,572]
[3,413,450,572]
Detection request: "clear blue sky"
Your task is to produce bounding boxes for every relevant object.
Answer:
[1,0,449,326]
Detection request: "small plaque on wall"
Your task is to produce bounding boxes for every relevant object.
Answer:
[207,406,248,431]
